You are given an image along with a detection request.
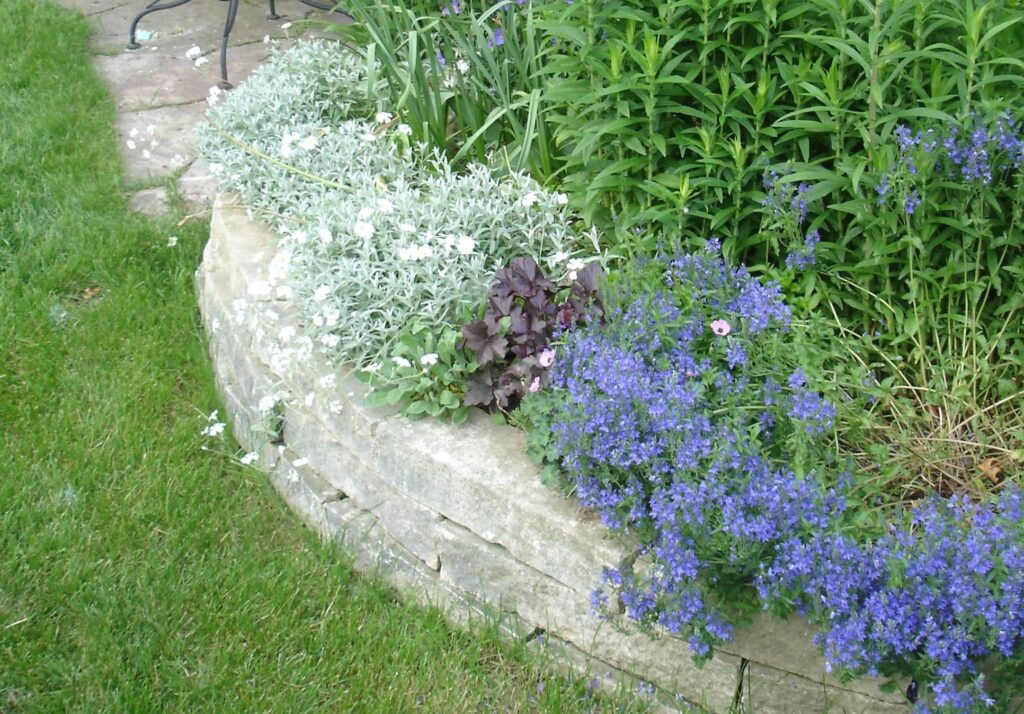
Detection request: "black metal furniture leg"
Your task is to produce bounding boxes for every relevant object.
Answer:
[218,0,241,89]
[268,0,280,21]
[127,0,194,49]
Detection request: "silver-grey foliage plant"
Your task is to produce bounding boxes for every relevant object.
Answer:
[197,40,587,366]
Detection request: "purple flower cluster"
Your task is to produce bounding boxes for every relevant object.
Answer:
[784,228,819,271]
[762,168,810,225]
[549,244,1024,711]
[759,489,1024,710]
[879,113,1024,205]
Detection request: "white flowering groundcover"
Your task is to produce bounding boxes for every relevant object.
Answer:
[196,40,592,370]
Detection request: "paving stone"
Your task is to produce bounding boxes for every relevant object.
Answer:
[116,101,207,182]
[96,50,212,110]
[179,157,221,212]
[127,186,168,216]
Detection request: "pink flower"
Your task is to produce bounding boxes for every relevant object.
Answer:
[710,319,731,336]
[538,348,556,368]
[528,376,542,393]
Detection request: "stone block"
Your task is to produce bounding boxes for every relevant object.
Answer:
[269,449,343,537]
[377,412,630,596]
[528,635,689,714]
[283,405,443,570]
[716,612,909,706]
[432,519,739,712]
[741,662,908,714]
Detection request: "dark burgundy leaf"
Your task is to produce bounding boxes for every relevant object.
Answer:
[460,320,506,366]
[463,372,495,407]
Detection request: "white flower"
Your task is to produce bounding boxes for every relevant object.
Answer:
[456,58,470,75]
[141,149,151,160]
[275,285,293,300]
[185,45,202,60]
[555,192,569,205]
[415,244,433,260]
[288,229,308,245]
[375,111,394,124]
[201,421,226,438]
[552,250,570,263]
[319,333,340,348]
[129,128,139,138]
[521,192,539,208]
[566,258,586,280]
[360,132,377,143]
[322,307,340,327]
[278,325,297,342]
[304,392,316,406]
[126,139,137,150]
[354,221,375,239]
[194,56,209,67]
[313,284,331,302]
[329,400,344,415]
[146,124,156,135]
[376,198,394,214]
[317,226,332,244]
[363,363,381,374]
[298,134,318,151]
[319,373,337,389]
[397,123,412,136]
[456,235,475,255]
[392,356,412,368]
[357,206,374,220]
[420,353,439,367]
[263,34,271,44]
[399,222,416,234]
[207,85,224,106]
[280,131,300,158]
[258,395,278,413]
[166,235,178,247]
[240,452,259,465]
[208,162,223,176]
[206,409,219,422]
[281,22,292,29]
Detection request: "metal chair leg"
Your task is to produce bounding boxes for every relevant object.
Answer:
[127,0,193,49]
[218,0,241,89]
[268,0,280,21]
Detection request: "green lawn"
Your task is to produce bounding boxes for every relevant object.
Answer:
[0,2,651,711]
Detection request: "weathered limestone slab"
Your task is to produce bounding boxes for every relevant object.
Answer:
[742,661,907,714]
[116,101,207,182]
[718,612,909,706]
[528,634,691,714]
[377,414,630,596]
[127,186,168,216]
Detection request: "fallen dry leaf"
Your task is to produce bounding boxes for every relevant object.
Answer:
[977,457,1003,484]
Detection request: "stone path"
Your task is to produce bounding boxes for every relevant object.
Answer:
[54,0,349,217]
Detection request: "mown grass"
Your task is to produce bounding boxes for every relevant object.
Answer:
[0,2,654,711]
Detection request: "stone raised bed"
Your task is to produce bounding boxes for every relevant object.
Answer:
[196,195,912,713]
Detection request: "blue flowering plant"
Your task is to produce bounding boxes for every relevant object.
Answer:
[550,239,847,652]
[546,240,1024,710]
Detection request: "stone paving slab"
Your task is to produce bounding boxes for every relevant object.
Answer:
[116,102,207,182]
[57,0,350,213]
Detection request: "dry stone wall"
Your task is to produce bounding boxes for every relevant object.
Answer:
[196,196,911,713]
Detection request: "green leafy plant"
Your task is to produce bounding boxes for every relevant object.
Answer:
[358,323,477,423]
